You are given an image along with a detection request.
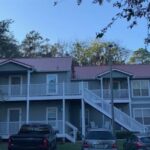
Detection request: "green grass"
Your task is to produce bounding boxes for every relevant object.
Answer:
[58,142,81,150]
[0,140,124,150]
[0,142,7,150]
[0,141,82,150]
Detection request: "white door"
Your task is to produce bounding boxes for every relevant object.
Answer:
[47,74,57,95]
[8,108,21,135]
[10,76,22,96]
[47,107,57,128]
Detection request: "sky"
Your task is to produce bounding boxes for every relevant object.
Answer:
[0,0,148,51]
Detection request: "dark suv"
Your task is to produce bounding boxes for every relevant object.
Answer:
[8,123,57,150]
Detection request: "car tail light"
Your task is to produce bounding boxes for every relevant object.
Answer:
[83,141,90,148]
[8,137,13,148]
[43,138,49,148]
[112,142,117,149]
[135,141,144,149]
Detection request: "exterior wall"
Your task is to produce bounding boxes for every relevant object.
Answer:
[0,101,63,122]
[114,103,130,115]
[0,101,26,122]
[0,72,71,85]
[87,80,101,90]
[0,63,28,72]
[101,71,129,78]
[29,101,62,121]
[69,101,81,129]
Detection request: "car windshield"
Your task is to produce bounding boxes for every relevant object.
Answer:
[140,137,150,143]
[19,125,50,134]
[86,131,114,140]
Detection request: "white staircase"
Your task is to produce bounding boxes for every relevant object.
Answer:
[83,88,147,133]
[65,121,78,143]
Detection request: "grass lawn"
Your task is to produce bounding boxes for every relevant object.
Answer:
[0,141,82,150]
[0,140,123,150]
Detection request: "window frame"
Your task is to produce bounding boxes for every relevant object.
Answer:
[132,80,149,97]
[46,74,58,95]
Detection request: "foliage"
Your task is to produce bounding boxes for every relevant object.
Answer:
[129,48,150,64]
[115,131,134,139]
[70,40,130,66]
[20,30,49,57]
[20,30,68,57]
[53,0,150,44]
[0,20,20,58]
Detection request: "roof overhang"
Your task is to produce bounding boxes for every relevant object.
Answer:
[97,68,133,78]
[0,59,34,70]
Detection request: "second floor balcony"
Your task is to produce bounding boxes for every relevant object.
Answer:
[0,83,130,101]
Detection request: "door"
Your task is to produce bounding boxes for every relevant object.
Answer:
[10,76,22,96]
[47,107,58,128]
[47,74,57,95]
[8,108,21,135]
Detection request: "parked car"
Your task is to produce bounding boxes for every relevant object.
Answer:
[8,123,57,150]
[123,133,150,150]
[81,128,117,150]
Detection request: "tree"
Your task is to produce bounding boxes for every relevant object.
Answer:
[54,0,150,44]
[20,30,47,57]
[70,40,129,66]
[0,20,20,58]
[129,48,150,64]
[44,42,68,57]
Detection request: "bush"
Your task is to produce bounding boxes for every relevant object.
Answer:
[115,131,134,139]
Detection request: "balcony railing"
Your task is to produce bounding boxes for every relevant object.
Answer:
[0,83,129,100]
[0,82,82,98]
[103,89,129,99]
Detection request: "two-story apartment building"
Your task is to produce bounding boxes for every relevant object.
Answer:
[0,57,149,142]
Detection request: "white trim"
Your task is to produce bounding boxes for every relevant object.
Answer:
[7,108,22,122]
[97,69,133,78]
[81,99,85,137]
[46,107,58,128]
[131,80,150,98]
[85,109,89,126]
[0,59,32,69]
[133,108,150,126]
[46,74,58,95]
[7,108,22,133]
[9,75,23,95]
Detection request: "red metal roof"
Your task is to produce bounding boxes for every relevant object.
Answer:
[74,64,150,79]
[0,57,72,72]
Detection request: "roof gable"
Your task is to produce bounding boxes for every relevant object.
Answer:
[0,57,72,72]
[0,59,33,69]
[97,69,133,78]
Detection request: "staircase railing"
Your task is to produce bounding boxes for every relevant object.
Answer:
[65,121,78,143]
[83,88,146,133]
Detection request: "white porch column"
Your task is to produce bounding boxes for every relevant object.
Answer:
[62,82,65,136]
[81,81,85,137]
[26,70,31,123]
[127,77,132,116]
[81,99,85,137]
[101,77,103,99]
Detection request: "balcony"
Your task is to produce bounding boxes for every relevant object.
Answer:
[0,83,129,101]
[0,82,82,100]
[91,89,129,100]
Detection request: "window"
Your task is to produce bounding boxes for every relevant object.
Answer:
[134,108,150,125]
[47,107,57,128]
[132,80,149,97]
[47,74,57,94]
[10,76,22,96]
